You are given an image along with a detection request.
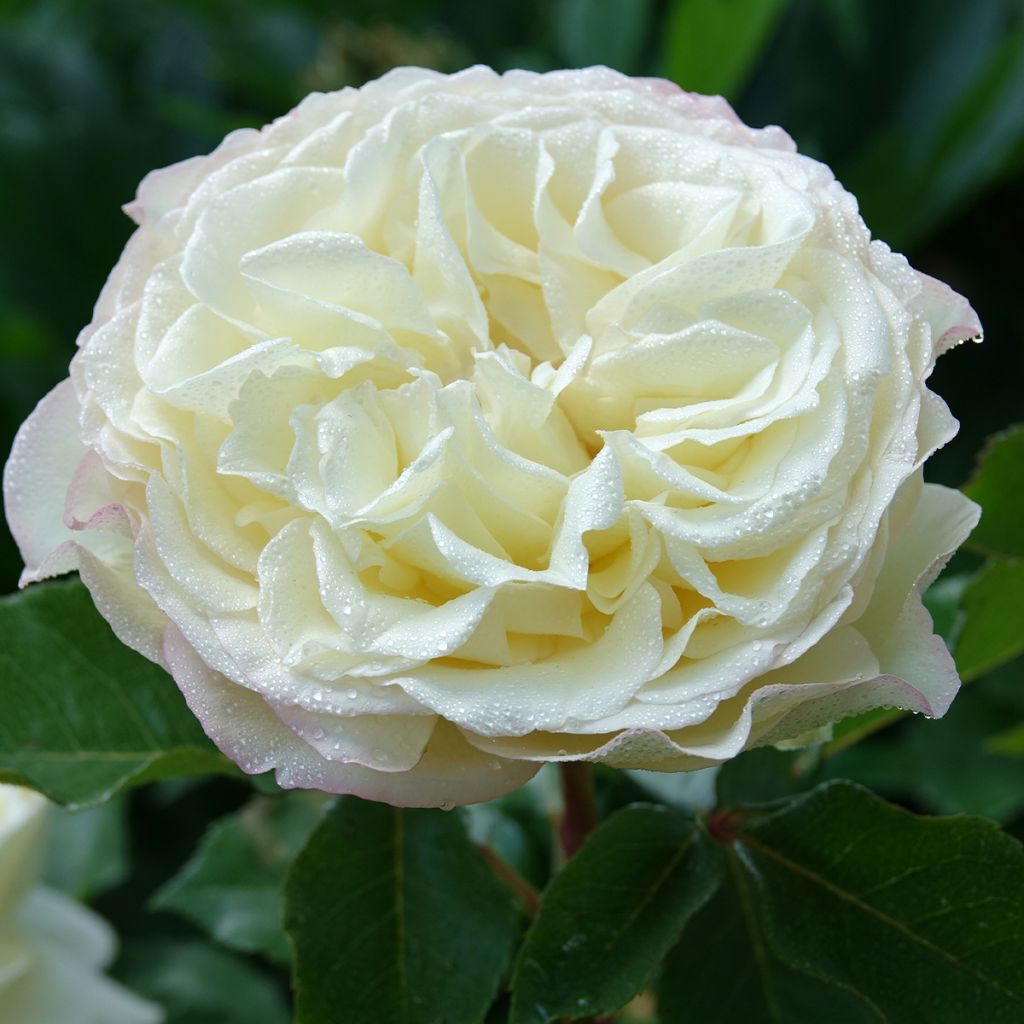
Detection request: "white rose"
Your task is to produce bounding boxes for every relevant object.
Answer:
[3,66,980,807]
[0,785,161,1023]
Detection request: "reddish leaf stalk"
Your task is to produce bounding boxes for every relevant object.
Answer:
[558,761,598,859]
[474,843,540,916]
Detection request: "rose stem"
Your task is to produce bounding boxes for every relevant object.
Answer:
[474,843,540,915]
[558,761,598,859]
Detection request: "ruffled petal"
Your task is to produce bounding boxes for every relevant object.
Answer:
[3,381,86,586]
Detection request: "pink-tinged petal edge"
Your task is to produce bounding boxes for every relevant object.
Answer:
[162,625,539,807]
[122,155,210,226]
[916,271,983,354]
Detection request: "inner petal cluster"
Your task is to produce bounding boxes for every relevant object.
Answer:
[5,67,979,805]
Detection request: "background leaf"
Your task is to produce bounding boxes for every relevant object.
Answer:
[660,853,879,1023]
[662,0,791,98]
[114,938,291,1024]
[42,796,130,899]
[837,0,1024,248]
[987,721,1024,757]
[954,559,1024,681]
[964,424,1024,558]
[735,781,1024,1022]
[510,804,722,1024]
[0,579,234,805]
[464,783,555,892]
[285,798,523,1024]
[554,0,655,73]
[154,794,324,965]
[715,747,817,808]
[821,665,1024,824]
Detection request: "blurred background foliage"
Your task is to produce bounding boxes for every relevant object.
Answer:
[1,0,1022,1018]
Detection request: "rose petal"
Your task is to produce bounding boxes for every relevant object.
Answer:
[3,380,86,585]
[164,625,537,805]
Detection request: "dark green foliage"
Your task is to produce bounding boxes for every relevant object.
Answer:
[285,799,523,1024]
[964,425,1024,559]
[115,938,291,1024]
[0,580,233,805]
[154,795,324,964]
[730,782,1024,1022]
[510,805,722,1023]
[660,852,880,1023]
[662,781,1024,1023]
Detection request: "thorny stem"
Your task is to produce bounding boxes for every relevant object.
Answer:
[474,843,540,915]
[558,762,598,859]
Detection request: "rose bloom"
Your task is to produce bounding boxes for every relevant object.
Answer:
[0,786,161,1023]
[4,67,980,807]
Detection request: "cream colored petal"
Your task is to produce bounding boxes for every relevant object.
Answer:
[390,583,665,735]
[164,626,536,806]
[3,381,85,585]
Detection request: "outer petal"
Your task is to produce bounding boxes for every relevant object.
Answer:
[915,271,984,355]
[851,483,981,713]
[3,380,86,585]
[163,625,538,806]
[3,383,168,663]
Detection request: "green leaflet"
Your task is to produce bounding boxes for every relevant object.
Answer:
[0,580,234,806]
[729,781,1024,1022]
[155,794,324,965]
[285,798,523,1024]
[510,804,721,1024]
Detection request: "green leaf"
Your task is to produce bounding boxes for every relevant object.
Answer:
[955,559,1024,681]
[660,850,879,1023]
[154,794,324,965]
[964,424,1024,558]
[923,571,972,647]
[662,0,791,99]
[840,2,1024,247]
[715,748,818,808]
[114,939,290,1024]
[736,781,1024,1022]
[899,682,1024,822]
[825,706,905,758]
[987,722,1024,757]
[823,671,1024,823]
[921,23,1024,230]
[42,797,129,899]
[0,580,234,805]
[555,0,655,74]
[285,798,522,1024]
[509,804,722,1024]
